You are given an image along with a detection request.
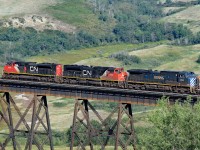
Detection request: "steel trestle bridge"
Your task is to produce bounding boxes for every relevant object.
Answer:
[0,79,199,150]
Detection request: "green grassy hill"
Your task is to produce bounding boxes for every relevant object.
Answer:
[27,42,200,74]
[46,0,116,37]
[161,5,200,33]
[129,44,200,73]
[27,43,159,64]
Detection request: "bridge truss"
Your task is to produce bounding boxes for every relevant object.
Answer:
[0,79,198,149]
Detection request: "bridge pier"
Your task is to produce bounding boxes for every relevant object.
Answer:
[70,99,137,150]
[0,92,54,150]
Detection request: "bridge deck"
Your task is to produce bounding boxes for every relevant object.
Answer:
[0,79,198,105]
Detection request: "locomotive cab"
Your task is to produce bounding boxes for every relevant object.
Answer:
[100,67,128,81]
[3,61,32,74]
[185,72,197,92]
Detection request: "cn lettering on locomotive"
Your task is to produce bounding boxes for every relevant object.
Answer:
[30,66,38,72]
[83,70,92,76]
[2,61,199,94]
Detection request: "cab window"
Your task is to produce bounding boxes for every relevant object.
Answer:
[115,69,121,74]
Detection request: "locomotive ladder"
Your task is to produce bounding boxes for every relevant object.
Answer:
[0,92,53,150]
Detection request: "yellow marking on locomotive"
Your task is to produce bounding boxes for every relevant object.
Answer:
[127,80,191,88]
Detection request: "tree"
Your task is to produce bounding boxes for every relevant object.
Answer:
[166,0,172,4]
[142,98,200,150]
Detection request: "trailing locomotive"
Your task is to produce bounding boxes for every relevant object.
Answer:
[2,61,200,94]
[127,69,198,93]
[3,61,63,82]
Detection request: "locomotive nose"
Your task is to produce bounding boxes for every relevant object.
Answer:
[197,76,200,88]
[122,72,129,80]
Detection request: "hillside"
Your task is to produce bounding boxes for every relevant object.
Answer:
[1,0,200,34]
[0,0,59,17]
[162,5,200,33]
[27,42,200,74]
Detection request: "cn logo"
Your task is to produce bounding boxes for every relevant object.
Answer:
[30,66,38,72]
[83,70,92,76]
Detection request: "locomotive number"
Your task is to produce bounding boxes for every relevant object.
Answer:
[154,76,164,80]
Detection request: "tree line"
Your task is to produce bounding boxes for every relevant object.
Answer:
[0,23,198,63]
[0,0,200,62]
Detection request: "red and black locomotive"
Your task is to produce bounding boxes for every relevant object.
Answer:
[2,61,200,94]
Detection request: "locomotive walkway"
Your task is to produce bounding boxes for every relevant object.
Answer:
[0,79,199,150]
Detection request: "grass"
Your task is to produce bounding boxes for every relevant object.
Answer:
[27,42,163,64]
[0,0,60,18]
[46,0,115,36]
[162,6,186,14]
[159,0,195,4]
[161,5,200,33]
[128,44,200,73]
[27,42,200,73]
[47,0,95,26]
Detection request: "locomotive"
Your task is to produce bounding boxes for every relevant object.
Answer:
[2,61,200,94]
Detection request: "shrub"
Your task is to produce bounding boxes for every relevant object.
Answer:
[53,101,67,107]
[110,52,141,65]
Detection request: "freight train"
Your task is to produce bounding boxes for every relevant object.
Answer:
[2,61,200,94]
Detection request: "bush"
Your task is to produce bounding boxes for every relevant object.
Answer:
[53,101,67,107]
[141,97,200,149]
[110,52,141,65]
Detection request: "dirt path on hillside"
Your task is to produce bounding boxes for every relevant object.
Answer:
[0,0,59,18]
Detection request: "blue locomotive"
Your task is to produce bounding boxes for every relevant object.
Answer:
[127,69,198,93]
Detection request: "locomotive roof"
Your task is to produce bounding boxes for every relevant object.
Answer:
[92,66,110,69]
[7,61,37,65]
[127,69,153,74]
[160,70,195,74]
[64,64,90,67]
[107,67,115,71]
[37,63,58,67]
[64,65,91,70]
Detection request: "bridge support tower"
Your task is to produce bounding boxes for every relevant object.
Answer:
[70,99,137,150]
[0,92,54,150]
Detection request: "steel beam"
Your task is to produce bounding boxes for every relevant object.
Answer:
[83,100,93,150]
[43,96,54,150]
[70,100,137,150]
[0,93,54,150]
